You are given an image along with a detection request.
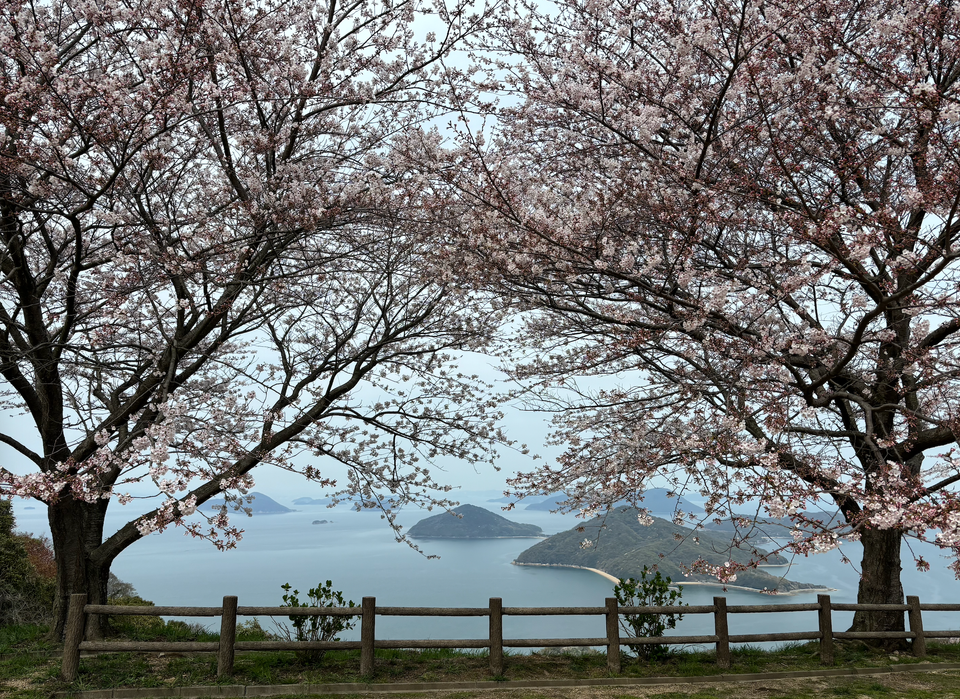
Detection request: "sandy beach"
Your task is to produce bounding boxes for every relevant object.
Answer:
[512,561,620,584]
[512,561,835,595]
[676,581,837,596]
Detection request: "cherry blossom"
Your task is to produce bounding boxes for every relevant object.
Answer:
[0,0,503,638]
[446,0,960,635]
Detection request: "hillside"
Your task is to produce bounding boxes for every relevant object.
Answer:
[700,510,844,537]
[523,488,703,513]
[409,504,544,539]
[198,492,293,515]
[515,507,825,593]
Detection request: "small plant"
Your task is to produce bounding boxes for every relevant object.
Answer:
[613,566,686,660]
[275,580,356,663]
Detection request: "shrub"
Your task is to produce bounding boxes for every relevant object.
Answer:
[237,618,274,642]
[274,580,356,663]
[106,595,167,638]
[0,501,55,625]
[613,566,687,660]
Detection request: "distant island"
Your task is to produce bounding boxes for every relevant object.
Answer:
[699,509,843,538]
[514,506,829,594]
[198,491,293,515]
[409,504,544,539]
[293,497,332,506]
[517,488,703,514]
[292,495,385,510]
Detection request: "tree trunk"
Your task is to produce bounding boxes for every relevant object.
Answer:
[849,527,905,646]
[49,498,112,640]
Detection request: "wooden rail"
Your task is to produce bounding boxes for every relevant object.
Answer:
[61,593,960,681]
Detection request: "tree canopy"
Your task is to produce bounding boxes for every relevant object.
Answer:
[0,0,505,636]
[445,0,960,632]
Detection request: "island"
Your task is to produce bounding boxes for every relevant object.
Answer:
[293,496,333,506]
[522,488,703,513]
[700,509,845,538]
[514,506,829,594]
[198,491,293,515]
[292,495,385,510]
[409,504,544,539]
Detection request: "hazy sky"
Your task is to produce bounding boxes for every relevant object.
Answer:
[0,348,567,509]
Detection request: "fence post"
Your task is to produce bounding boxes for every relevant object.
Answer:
[907,595,926,658]
[605,597,621,673]
[817,594,834,665]
[217,595,238,677]
[714,596,730,669]
[61,593,87,681]
[360,596,376,677]
[489,597,504,676]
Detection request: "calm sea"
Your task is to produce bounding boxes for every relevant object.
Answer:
[10,499,960,647]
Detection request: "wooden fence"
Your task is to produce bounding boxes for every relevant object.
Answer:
[61,593,960,681]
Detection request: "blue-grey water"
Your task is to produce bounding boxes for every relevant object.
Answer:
[10,499,960,648]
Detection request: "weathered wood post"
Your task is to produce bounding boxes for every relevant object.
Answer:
[714,596,730,669]
[489,597,504,676]
[360,596,376,677]
[217,595,238,677]
[605,597,621,673]
[61,593,87,681]
[907,596,926,658]
[817,594,834,665]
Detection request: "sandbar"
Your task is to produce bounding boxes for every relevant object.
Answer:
[512,561,835,595]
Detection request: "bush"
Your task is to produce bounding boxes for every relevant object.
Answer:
[0,501,55,626]
[613,566,687,660]
[236,618,274,642]
[274,580,356,663]
[106,595,168,637]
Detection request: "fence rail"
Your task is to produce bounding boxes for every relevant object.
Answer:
[60,593,960,681]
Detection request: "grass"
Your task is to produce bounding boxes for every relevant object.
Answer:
[3,622,960,699]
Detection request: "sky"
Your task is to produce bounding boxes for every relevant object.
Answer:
[0,346,568,511]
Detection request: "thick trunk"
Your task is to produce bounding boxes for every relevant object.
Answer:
[49,498,112,640]
[849,527,905,645]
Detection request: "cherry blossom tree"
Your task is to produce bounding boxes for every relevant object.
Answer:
[447,0,960,634]
[0,0,505,637]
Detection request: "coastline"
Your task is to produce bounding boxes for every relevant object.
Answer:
[512,561,835,595]
[511,561,620,584]
[410,535,547,540]
[675,581,837,596]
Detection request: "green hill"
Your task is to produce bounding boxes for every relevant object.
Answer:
[524,489,702,513]
[409,504,544,539]
[514,507,824,593]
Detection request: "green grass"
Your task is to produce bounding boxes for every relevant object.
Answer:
[4,622,960,699]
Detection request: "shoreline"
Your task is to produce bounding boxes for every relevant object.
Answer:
[512,561,620,583]
[512,561,836,595]
[675,581,837,596]
[410,535,547,540]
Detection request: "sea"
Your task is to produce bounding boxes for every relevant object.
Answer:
[10,497,960,649]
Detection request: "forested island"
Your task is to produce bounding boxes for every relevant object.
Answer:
[522,488,702,513]
[198,492,293,515]
[514,507,828,594]
[409,504,544,538]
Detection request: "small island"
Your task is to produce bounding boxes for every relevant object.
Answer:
[293,496,332,506]
[514,506,829,594]
[198,491,293,515]
[409,504,544,539]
